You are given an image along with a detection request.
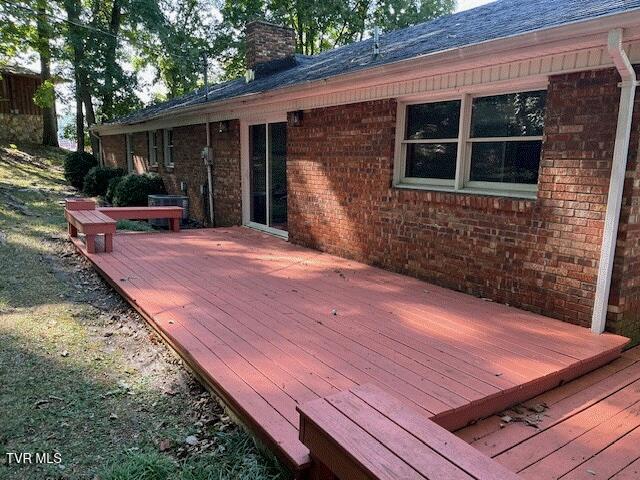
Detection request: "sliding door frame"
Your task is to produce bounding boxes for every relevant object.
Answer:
[240,113,288,239]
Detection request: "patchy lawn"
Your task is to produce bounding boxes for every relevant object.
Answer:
[0,143,289,480]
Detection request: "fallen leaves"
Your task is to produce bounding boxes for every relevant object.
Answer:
[498,402,549,429]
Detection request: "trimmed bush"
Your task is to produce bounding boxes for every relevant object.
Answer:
[63,151,98,189]
[112,173,166,207]
[105,176,123,204]
[83,166,126,197]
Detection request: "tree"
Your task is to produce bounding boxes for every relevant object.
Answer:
[61,0,91,152]
[133,0,216,98]
[372,0,455,32]
[35,0,59,146]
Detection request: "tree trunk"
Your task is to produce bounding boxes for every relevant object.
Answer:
[64,0,87,152]
[36,0,59,147]
[83,91,99,155]
[75,84,84,152]
[101,0,121,121]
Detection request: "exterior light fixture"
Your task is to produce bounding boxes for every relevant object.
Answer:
[218,120,229,133]
[291,110,303,126]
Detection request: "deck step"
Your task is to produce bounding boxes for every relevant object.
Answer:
[298,383,521,480]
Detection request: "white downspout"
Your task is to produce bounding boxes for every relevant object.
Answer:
[591,28,638,334]
[205,121,215,227]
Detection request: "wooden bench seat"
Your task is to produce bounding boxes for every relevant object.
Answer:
[97,206,182,231]
[65,209,116,254]
[298,384,520,480]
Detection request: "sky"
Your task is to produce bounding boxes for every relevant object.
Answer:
[456,0,495,11]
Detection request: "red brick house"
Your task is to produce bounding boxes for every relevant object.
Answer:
[94,0,640,343]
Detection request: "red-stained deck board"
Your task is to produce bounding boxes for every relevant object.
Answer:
[70,227,629,473]
[114,237,462,413]
[119,233,564,395]
[298,384,520,480]
[612,458,640,479]
[457,347,640,480]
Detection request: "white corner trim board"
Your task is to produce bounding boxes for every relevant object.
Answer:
[591,28,639,334]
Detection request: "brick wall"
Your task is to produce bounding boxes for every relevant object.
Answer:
[287,67,640,340]
[210,120,242,226]
[99,121,241,226]
[245,21,296,70]
[160,124,208,222]
[101,134,126,169]
[131,132,147,173]
[609,66,640,343]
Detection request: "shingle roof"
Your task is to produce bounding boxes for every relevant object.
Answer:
[109,0,640,126]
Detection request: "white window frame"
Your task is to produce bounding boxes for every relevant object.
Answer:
[148,130,158,167]
[393,84,547,199]
[163,128,174,168]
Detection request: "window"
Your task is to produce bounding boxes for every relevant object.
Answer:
[396,89,547,196]
[148,130,159,167]
[468,91,545,187]
[402,100,460,184]
[163,129,174,167]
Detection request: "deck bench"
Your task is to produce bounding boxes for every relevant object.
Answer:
[297,383,520,480]
[65,209,116,254]
[97,206,183,232]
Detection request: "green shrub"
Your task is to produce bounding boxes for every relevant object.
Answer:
[105,176,123,204]
[83,166,126,197]
[63,151,98,189]
[112,173,166,207]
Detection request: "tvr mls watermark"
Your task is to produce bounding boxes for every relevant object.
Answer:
[5,452,62,465]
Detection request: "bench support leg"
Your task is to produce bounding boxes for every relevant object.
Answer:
[104,234,113,253]
[68,223,78,237]
[170,218,180,232]
[86,234,96,254]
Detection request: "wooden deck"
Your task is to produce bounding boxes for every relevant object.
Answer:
[298,383,521,479]
[457,347,640,479]
[70,227,629,473]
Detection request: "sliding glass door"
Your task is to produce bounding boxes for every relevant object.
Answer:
[249,124,267,225]
[249,121,288,234]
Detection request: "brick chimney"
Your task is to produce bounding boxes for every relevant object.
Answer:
[245,20,296,72]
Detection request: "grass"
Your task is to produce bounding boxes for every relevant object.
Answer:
[101,431,285,480]
[0,142,289,480]
[116,219,155,232]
